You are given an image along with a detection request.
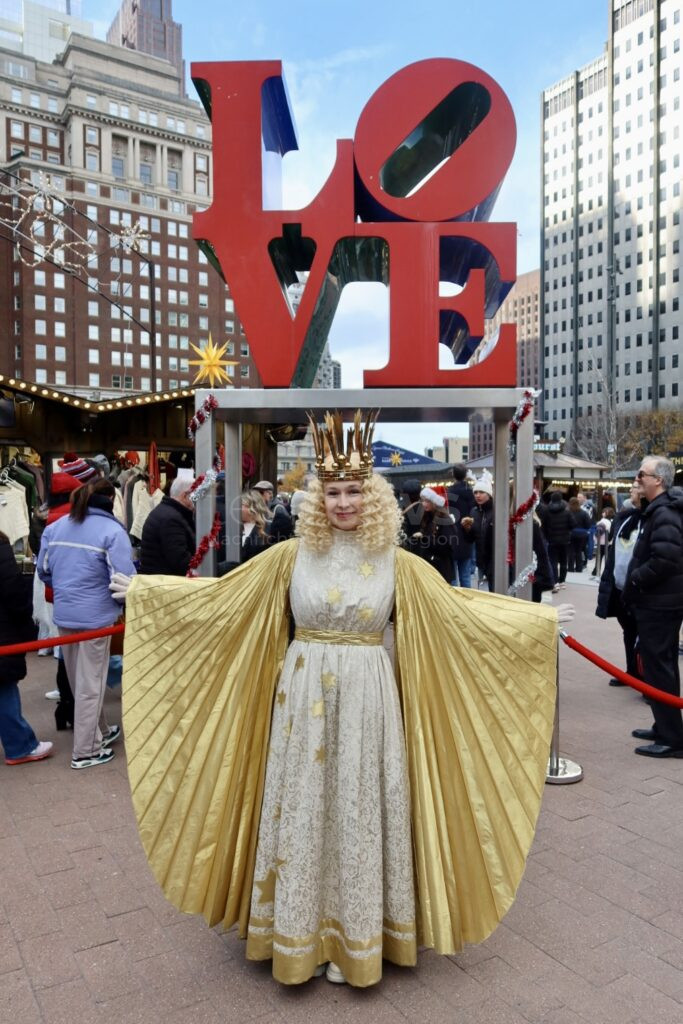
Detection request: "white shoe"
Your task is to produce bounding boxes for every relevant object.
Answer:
[326,962,347,984]
[45,689,60,700]
[6,740,53,765]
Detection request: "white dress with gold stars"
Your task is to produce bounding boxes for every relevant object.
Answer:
[245,529,416,986]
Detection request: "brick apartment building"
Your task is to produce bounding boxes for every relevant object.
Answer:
[0,29,256,397]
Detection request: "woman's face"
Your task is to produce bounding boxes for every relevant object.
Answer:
[421,498,436,513]
[241,503,255,523]
[473,490,489,506]
[323,480,363,531]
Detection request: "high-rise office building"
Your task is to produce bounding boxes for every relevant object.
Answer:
[107,0,185,96]
[0,0,92,62]
[541,0,682,442]
[0,33,256,394]
[468,269,541,460]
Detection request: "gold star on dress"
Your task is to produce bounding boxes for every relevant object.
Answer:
[276,689,286,706]
[358,561,375,579]
[188,333,238,387]
[325,586,342,605]
[273,804,281,821]
[255,869,277,904]
[311,699,325,718]
[358,606,374,623]
[294,654,305,671]
[321,670,337,691]
[314,745,326,764]
[283,717,292,738]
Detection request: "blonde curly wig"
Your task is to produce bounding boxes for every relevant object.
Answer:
[295,473,403,553]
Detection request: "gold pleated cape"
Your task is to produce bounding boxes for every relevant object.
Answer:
[122,540,557,953]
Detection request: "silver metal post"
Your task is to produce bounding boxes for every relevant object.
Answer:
[223,420,242,568]
[546,648,584,784]
[492,417,509,595]
[513,402,534,601]
[194,389,217,577]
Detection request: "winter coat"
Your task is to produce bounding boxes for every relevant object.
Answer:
[140,497,196,577]
[405,508,457,583]
[242,525,271,563]
[37,507,137,629]
[623,488,683,610]
[267,501,293,543]
[596,506,642,619]
[532,521,555,592]
[447,481,476,549]
[470,498,494,581]
[0,540,37,685]
[569,507,591,538]
[543,497,573,547]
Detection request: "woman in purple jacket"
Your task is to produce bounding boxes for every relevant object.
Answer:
[38,479,136,770]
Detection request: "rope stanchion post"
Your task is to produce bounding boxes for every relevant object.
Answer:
[546,649,584,785]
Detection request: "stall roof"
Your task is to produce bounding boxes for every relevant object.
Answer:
[466,451,610,472]
[0,375,196,413]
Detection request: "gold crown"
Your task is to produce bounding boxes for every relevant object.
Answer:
[307,409,379,481]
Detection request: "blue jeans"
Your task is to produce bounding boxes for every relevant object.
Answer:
[452,557,473,588]
[0,682,38,760]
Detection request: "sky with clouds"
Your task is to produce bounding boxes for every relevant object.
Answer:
[84,0,607,450]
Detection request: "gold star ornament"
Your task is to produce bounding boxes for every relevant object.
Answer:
[188,333,238,387]
[321,670,337,691]
[358,561,375,579]
[389,451,403,466]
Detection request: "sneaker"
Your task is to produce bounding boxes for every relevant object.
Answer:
[71,748,114,770]
[6,740,54,765]
[102,724,121,745]
[326,962,347,984]
[45,689,60,700]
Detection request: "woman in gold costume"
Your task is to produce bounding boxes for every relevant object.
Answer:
[120,411,559,988]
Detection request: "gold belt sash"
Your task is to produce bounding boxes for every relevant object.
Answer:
[294,627,383,646]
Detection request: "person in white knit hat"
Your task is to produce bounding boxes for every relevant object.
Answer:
[462,471,494,589]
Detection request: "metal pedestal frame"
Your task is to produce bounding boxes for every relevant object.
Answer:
[546,653,584,785]
[193,386,535,597]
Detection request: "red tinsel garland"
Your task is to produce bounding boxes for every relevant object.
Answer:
[188,394,219,440]
[186,512,222,577]
[508,388,536,438]
[507,490,539,565]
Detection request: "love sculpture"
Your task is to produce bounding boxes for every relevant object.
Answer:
[190,57,517,388]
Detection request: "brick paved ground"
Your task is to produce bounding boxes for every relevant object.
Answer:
[2,574,683,1023]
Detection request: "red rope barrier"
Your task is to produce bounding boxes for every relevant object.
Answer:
[561,631,683,708]
[0,623,125,657]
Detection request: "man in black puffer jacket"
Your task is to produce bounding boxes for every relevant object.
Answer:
[623,456,683,758]
[140,477,196,576]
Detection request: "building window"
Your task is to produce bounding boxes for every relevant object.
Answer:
[35,344,47,360]
[112,156,125,179]
[112,375,122,388]
[88,349,99,364]
[55,346,65,361]
[35,319,46,335]
[167,169,180,191]
[88,373,100,387]
[35,368,47,383]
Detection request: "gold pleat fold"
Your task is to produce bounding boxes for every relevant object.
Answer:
[393,549,557,953]
[122,542,557,955]
[122,540,297,933]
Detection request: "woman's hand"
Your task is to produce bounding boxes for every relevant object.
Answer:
[109,573,132,603]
